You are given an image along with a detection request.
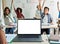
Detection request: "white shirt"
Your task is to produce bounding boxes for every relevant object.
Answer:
[43,15,48,23]
[35,9,41,18]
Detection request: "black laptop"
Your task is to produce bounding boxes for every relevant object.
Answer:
[13,19,42,42]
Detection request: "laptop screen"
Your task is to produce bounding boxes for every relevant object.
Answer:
[18,19,41,34]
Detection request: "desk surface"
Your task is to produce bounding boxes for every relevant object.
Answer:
[12,42,49,44]
[6,34,49,44]
[6,34,60,44]
[5,23,17,28]
[42,24,58,29]
[5,34,17,42]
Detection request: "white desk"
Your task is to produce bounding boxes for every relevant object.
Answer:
[12,42,49,44]
[5,25,17,28]
[5,34,17,43]
[42,24,59,34]
[4,23,17,28]
[5,34,49,44]
[12,35,49,44]
[42,24,58,29]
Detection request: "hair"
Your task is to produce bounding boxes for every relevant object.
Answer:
[4,7,10,17]
[44,7,49,11]
[36,5,38,8]
[16,7,22,13]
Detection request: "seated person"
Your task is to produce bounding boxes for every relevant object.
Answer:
[0,26,7,44]
[41,7,53,34]
[34,0,45,19]
[57,2,60,33]
[13,6,24,19]
[4,7,16,34]
[12,0,24,19]
[34,4,42,19]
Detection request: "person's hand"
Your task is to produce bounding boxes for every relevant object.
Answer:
[12,0,13,4]
[57,1,59,11]
[57,1,59,5]
[38,0,42,3]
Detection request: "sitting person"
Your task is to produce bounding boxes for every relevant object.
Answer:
[41,7,53,34]
[4,7,15,34]
[34,0,45,19]
[12,0,24,19]
[57,1,60,34]
[14,7,24,19]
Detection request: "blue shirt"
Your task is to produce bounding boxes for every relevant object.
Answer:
[58,11,60,18]
[40,10,53,23]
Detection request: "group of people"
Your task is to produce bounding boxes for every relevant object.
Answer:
[0,0,25,43]
[4,7,24,34]
[0,0,60,44]
[1,0,60,35]
[3,0,25,34]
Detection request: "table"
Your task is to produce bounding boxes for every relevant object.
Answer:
[5,34,49,44]
[11,35,49,44]
[5,34,17,43]
[42,24,58,29]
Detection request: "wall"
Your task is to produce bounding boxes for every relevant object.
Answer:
[1,0,60,24]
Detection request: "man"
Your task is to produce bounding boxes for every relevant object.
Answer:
[41,7,53,34]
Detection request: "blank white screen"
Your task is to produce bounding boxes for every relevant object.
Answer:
[18,20,41,34]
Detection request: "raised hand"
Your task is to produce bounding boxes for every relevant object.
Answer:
[42,0,46,8]
[38,0,42,3]
[11,0,13,4]
[57,1,59,11]
[38,0,46,10]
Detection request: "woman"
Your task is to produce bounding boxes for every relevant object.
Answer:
[34,0,45,19]
[14,7,24,19]
[4,7,15,34]
[0,26,7,44]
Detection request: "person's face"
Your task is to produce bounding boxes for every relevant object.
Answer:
[44,8,49,14]
[18,9,21,13]
[5,9,10,14]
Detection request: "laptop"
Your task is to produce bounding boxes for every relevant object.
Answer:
[13,19,43,42]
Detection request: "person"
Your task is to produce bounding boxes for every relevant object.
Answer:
[14,7,24,19]
[0,26,7,44]
[41,7,53,34]
[36,0,53,34]
[4,7,15,34]
[57,1,60,18]
[57,1,60,34]
[34,0,45,19]
[11,0,24,19]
